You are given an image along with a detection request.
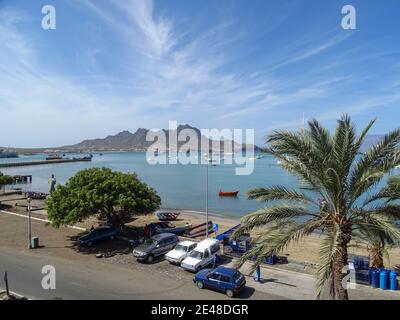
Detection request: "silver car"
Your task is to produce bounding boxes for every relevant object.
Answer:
[133,233,179,263]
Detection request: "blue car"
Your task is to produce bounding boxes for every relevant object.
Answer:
[78,227,118,246]
[193,266,246,297]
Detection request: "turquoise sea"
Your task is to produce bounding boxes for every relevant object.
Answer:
[1,152,396,218]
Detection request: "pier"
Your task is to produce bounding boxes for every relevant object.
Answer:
[13,175,33,183]
[0,157,92,169]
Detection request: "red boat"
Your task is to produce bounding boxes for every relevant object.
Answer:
[183,221,214,238]
[156,211,180,221]
[218,190,239,197]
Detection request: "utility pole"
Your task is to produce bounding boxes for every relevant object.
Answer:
[4,271,9,297]
[205,159,209,238]
[27,197,32,249]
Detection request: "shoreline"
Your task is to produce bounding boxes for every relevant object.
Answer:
[2,191,400,268]
[160,207,243,223]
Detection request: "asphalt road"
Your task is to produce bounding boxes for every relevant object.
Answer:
[0,248,283,300]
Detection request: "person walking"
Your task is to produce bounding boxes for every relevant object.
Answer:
[212,253,217,268]
[253,265,261,282]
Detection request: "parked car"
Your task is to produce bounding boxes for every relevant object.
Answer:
[181,238,220,272]
[193,266,246,297]
[165,240,198,264]
[78,227,118,246]
[133,233,179,263]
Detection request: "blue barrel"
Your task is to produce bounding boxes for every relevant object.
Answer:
[354,256,360,269]
[380,270,389,290]
[390,271,398,291]
[368,269,372,285]
[371,269,379,288]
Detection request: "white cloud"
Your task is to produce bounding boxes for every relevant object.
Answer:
[1,1,398,147]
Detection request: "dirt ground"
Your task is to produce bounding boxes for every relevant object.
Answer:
[1,191,400,270]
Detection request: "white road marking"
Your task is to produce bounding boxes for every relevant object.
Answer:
[0,210,86,231]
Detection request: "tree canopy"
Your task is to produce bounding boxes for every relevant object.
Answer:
[233,115,400,300]
[46,167,161,228]
[0,172,14,189]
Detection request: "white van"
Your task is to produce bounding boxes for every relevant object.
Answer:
[181,238,220,272]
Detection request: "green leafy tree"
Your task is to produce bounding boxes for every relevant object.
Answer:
[233,115,400,300]
[0,172,14,194]
[46,167,161,229]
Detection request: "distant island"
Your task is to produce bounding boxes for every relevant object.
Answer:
[2,124,260,154]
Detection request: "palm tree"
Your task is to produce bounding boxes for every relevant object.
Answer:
[233,115,400,300]
[351,227,393,269]
[352,175,400,268]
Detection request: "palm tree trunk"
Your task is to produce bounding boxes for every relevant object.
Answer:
[332,229,351,300]
[369,245,384,269]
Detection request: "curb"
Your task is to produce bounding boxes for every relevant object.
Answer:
[0,289,30,300]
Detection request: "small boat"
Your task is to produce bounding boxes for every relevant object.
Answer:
[156,211,180,221]
[149,222,192,236]
[183,221,214,238]
[215,224,241,241]
[46,154,63,161]
[219,190,239,197]
[80,156,93,161]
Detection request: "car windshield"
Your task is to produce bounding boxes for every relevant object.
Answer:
[175,244,188,252]
[233,272,242,282]
[145,239,158,245]
[189,250,203,259]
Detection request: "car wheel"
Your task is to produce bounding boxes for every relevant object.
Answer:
[87,242,93,247]
[196,281,204,289]
[226,289,234,298]
[146,254,154,264]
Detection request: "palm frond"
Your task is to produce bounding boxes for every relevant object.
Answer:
[316,224,340,299]
[349,128,400,203]
[363,182,400,206]
[308,118,332,161]
[234,220,318,271]
[246,186,312,204]
[352,212,400,244]
[331,115,358,180]
[233,205,318,236]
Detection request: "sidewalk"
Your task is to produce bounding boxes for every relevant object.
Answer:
[225,259,400,300]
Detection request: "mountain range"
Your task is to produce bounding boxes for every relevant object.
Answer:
[1,128,386,154]
[60,124,256,153]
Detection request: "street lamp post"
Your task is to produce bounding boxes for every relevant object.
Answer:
[27,197,32,249]
[205,159,209,238]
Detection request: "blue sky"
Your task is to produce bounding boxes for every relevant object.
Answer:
[1,0,399,147]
